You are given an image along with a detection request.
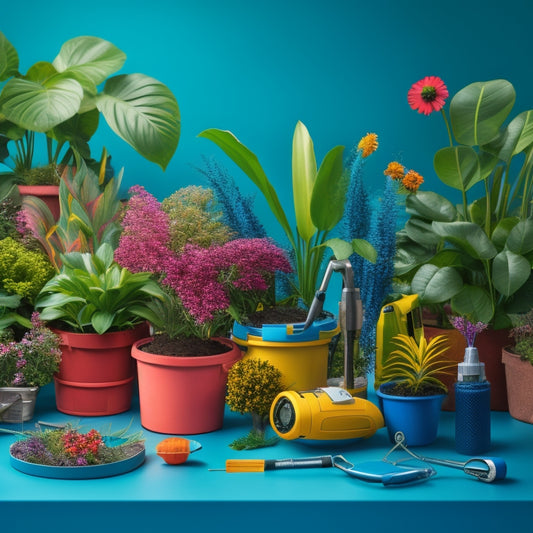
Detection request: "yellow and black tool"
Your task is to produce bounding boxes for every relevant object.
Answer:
[210,456,334,472]
[374,294,424,388]
[269,386,384,441]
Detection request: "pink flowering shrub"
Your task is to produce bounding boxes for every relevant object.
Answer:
[115,186,292,336]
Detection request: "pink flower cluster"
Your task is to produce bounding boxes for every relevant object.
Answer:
[115,186,292,325]
[115,186,172,275]
[449,316,488,347]
[164,239,291,323]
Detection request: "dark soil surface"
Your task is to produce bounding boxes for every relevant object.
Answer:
[385,382,447,397]
[139,334,231,357]
[246,307,309,326]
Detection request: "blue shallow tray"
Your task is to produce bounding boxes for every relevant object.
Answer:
[10,443,145,479]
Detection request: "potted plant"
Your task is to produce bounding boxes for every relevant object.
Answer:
[502,310,533,423]
[376,333,456,446]
[199,121,376,308]
[0,313,61,423]
[34,242,166,416]
[115,185,292,434]
[395,77,533,410]
[0,31,180,217]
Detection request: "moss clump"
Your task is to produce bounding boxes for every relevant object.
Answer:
[18,164,61,185]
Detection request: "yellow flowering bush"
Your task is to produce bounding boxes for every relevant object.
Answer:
[226,358,284,419]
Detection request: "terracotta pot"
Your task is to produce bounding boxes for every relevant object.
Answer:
[53,323,149,416]
[132,337,242,434]
[425,326,509,411]
[18,185,60,220]
[502,347,533,424]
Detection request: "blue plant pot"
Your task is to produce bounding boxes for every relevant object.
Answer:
[376,383,446,446]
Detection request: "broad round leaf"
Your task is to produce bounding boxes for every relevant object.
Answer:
[492,250,531,296]
[394,239,435,276]
[434,145,482,192]
[450,79,515,146]
[405,190,457,221]
[451,285,494,324]
[0,77,83,132]
[97,74,180,171]
[52,36,126,86]
[0,31,18,81]
[405,217,441,246]
[506,218,533,255]
[432,221,497,260]
[411,264,463,303]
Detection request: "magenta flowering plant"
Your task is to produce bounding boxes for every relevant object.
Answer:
[115,186,292,339]
[0,312,61,387]
[449,315,488,348]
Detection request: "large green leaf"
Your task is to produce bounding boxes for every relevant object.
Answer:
[492,250,531,296]
[394,238,435,276]
[506,218,533,255]
[0,76,84,132]
[491,216,520,250]
[50,109,99,156]
[450,79,515,146]
[198,128,294,246]
[322,237,376,263]
[96,74,180,171]
[405,218,441,246]
[411,264,463,303]
[0,31,18,81]
[52,36,126,86]
[310,145,346,231]
[432,221,497,260]
[292,121,317,241]
[451,285,494,323]
[405,190,457,222]
[434,145,483,192]
[483,110,533,162]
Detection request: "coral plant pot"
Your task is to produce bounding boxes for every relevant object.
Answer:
[502,347,533,424]
[377,383,446,446]
[53,323,149,416]
[132,337,242,435]
[19,185,60,220]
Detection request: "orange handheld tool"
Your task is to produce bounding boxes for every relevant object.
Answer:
[211,456,334,472]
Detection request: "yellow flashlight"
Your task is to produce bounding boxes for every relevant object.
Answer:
[269,387,384,441]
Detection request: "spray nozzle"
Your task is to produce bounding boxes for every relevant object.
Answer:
[457,347,486,382]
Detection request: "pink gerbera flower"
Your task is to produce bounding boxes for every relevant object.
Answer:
[408,76,449,115]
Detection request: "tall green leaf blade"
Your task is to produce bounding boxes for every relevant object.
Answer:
[292,121,317,241]
[198,128,294,246]
[483,110,533,161]
[450,79,515,146]
[52,36,126,85]
[434,146,482,192]
[0,31,18,81]
[97,74,180,171]
[0,77,83,132]
[310,145,346,231]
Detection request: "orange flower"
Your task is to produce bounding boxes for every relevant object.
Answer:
[358,133,378,158]
[402,170,424,192]
[384,161,405,180]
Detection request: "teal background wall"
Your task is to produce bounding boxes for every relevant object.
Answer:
[3,0,533,239]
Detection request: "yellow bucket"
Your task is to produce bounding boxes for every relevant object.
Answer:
[232,316,339,391]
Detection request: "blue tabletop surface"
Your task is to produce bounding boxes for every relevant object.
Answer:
[1,382,532,533]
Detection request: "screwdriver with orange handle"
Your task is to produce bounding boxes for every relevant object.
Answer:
[210,456,334,472]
